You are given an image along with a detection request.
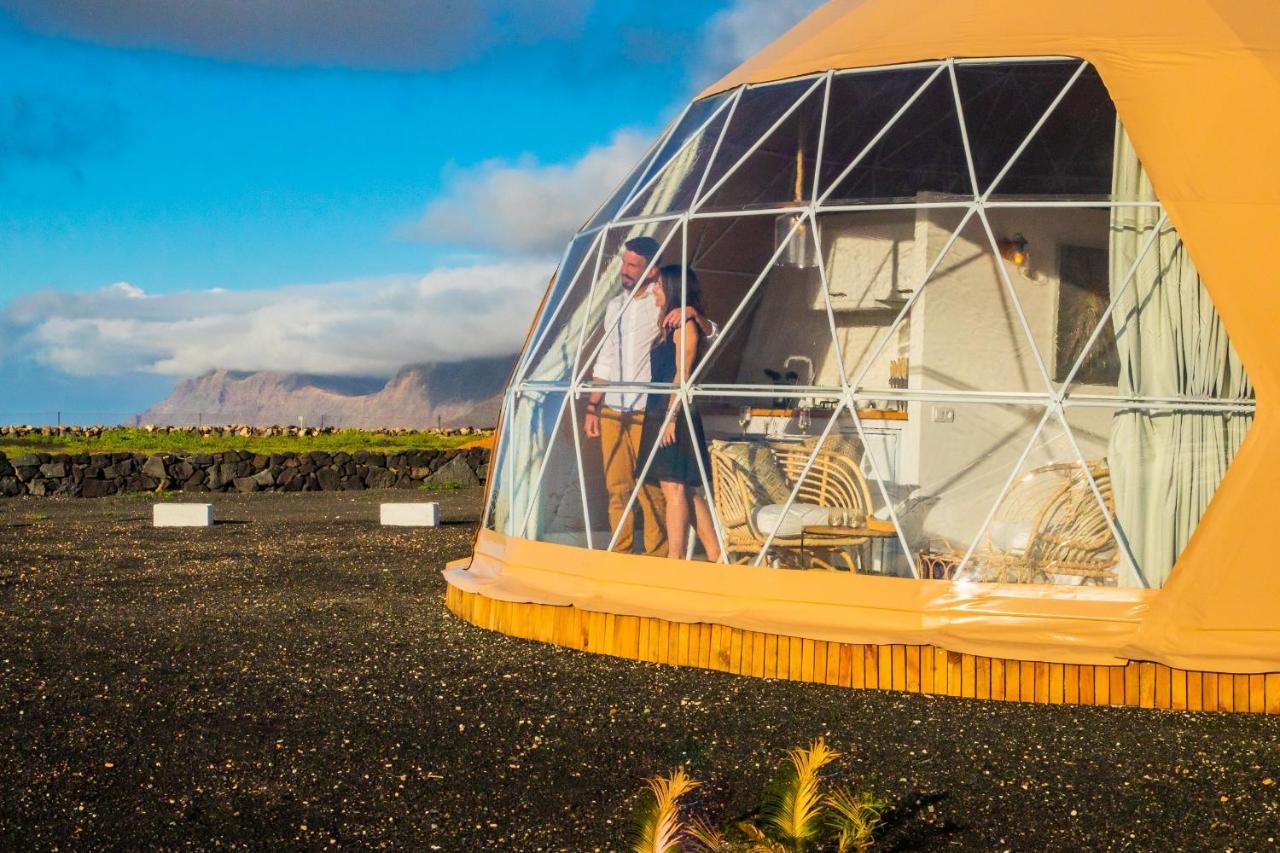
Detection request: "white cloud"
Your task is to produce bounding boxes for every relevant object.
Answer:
[3,262,551,378]
[406,128,651,256]
[696,0,824,86]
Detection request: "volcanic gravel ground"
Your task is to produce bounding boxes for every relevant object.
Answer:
[1,489,1278,850]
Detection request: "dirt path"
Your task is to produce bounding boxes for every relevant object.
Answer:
[1,490,1277,849]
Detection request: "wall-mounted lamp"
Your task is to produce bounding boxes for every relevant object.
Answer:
[997,233,1029,267]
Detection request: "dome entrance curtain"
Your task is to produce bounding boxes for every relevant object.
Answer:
[1107,128,1254,588]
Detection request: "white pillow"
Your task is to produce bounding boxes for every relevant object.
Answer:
[753,503,833,538]
[987,520,1032,552]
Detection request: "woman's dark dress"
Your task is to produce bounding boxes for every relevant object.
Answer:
[640,327,713,487]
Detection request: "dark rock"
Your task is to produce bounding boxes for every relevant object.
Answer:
[235,461,254,477]
[353,451,371,464]
[340,475,366,491]
[0,477,23,497]
[27,479,53,497]
[38,463,67,479]
[116,458,137,476]
[11,454,40,468]
[80,478,118,499]
[193,454,214,466]
[142,455,168,480]
[101,464,120,479]
[425,455,480,489]
[332,452,352,467]
[0,461,12,477]
[252,454,271,470]
[366,468,397,490]
[315,468,340,491]
[186,468,207,487]
[308,451,332,466]
[281,473,304,492]
[477,464,488,482]
[270,454,289,468]
[233,476,259,493]
[171,461,196,481]
[251,469,275,488]
[14,466,38,483]
[297,461,317,475]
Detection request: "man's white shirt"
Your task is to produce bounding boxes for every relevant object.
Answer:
[592,283,717,412]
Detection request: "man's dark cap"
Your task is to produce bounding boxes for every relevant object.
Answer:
[623,236,661,262]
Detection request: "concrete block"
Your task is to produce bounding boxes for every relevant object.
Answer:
[380,502,439,527]
[153,503,214,528]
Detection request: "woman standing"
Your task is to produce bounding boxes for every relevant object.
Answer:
[639,265,721,562]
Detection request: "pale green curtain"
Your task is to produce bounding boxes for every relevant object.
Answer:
[1107,127,1254,587]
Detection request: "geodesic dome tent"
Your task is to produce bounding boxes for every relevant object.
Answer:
[447,0,1280,710]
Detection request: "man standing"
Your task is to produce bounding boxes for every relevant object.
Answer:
[583,236,715,555]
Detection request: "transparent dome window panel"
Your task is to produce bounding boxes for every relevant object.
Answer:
[1063,401,1254,588]
[489,389,568,538]
[482,397,516,533]
[845,212,1051,395]
[952,405,1128,587]
[1057,157,1254,405]
[985,65,1141,202]
[701,392,914,576]
[516,232,603,384]
[952,60,1084,197]
[688,213,847,392]
[617,95,735,221]
[820,66,973,207]
[503,389,600,549]
[690,79,822,214]
[695,77,827,214]
[524,219,679,387]
[581,128,671,234]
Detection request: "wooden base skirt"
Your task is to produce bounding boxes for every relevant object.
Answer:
[445,584,1280,714]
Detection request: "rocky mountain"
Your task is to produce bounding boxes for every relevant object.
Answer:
[139,355,517,428]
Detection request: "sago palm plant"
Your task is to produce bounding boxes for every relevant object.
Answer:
[629,738,887,853]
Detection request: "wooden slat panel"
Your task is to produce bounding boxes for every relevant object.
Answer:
[1049,663,1065,705]
[1092,666,1108,705]
[655,620,670,665]
[729,629,744,675]
[801,639,816,682]
[1171,669,1187,711]
[707,625,723,671]
[677,622,692,667]
[825,641,841,685]
[864,646,879,690]
[892,646,907,692]
[921,646,936,695]
[907,646,922,693]
[1078,665,1095,706]
[934,648,949,695]
[1203,672,1219,712]
[1187,671,1203,712]
[1110,666,1126,706]
[960,654,976,699]
[1139,662,1156,709]
[752,632,768,678]
[948,653,964,698]
[838,644,855,688]
[1266,674,1280,715]
[772,636,788,680]
[976,656,991,701]
[790,636,805,681]
[878,646,893,691]
[1155,665,1172,710]
[1249,674,1266,714]
[1020,661,1037,703]
[1006,659,1020,703]
[1234,675,1250,713]
[716,624,733,671]
[1034,663,1051,704]
[990,658,1005,701]
[1064,664,1079,705]
[700,624,715,670]
[1218,672,1235,712]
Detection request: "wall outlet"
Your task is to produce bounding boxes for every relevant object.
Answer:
[931,406,955,423]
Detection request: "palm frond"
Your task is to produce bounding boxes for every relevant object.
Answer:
[630,768,701,853]
[826,787,887,853]
[759,738,841,851]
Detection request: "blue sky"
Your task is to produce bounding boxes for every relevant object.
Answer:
[0,0,820,421]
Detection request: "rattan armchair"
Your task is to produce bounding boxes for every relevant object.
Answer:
[709,438,892,570]
[921,459,1119,584]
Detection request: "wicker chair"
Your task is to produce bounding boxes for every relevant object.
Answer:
[709,438,892,570]
[921,459,1119,584]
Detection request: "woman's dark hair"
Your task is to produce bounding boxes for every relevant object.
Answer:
[656,264,704,322]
